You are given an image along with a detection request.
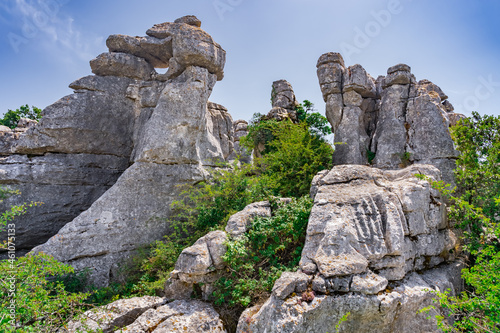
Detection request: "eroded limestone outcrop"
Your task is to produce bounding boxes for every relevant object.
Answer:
[228,119,252,164]
[317,52,466,184]
[237,164,463,333]
[268,79,299,122]
[15,15,232,286]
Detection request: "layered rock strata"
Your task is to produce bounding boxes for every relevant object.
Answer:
[25,16,230,286]
[317,52,466,184]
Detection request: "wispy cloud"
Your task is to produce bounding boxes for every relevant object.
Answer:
[5,0,103,63]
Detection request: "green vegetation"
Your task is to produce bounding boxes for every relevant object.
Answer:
[420,112,500,332]
[0,187,92,332]
[213,197,313,308]
[139,100,333,296]
[0,105,42,129]
[0,254,91,332]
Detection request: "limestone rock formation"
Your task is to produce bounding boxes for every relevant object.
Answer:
[237,262,463,333]
[228,119,252,164]
[6,15,232,286]
[317,52,465,184]
[207,102,234,161]
[237,164,463,332]
[267,80,299,122]
[66,297,226,333]
[300,164,456,280]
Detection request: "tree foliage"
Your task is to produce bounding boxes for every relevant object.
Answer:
[422,112,500,332]
[0,105,42,129]
[214,197,313,307]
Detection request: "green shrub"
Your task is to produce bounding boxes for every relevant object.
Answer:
[0,105,42,129]
[420,112,500,332]
[213,196,313,307]
[138,101,332,295]
[0,253,91,332]
[0,186,90,332]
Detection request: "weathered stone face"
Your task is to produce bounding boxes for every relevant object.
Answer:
[236,262,463,333]
[317,52,465,185]
[301,164,456,280]
[7,16,233,286]
[236,164,462,333]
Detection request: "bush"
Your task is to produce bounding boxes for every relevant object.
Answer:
[0,186,90,332]
[0,253,91,332]
[421,112,500,332]
[0,105,42,129]
[213,196,313,308]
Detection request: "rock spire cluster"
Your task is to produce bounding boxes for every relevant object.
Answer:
[317,52,465,184]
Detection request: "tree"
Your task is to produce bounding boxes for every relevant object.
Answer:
[0,105,42,129]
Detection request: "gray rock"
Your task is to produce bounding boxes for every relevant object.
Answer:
[121,300,226,332]
[229,119,252,164]
[442,100,454,112]
[207,102,234,160]
[272,271,313,300]
[16,75,136,157]
[133,66,218,165]
[146,21,225,81]
[174,15,202,27]
[0,153,127,254]
[174,230,228,283]
[11,17,231,287]
[236,262,462,333]
[371,84,410,169]
[106,34,173,68]
[317,53,345,101]
[418,79,448,101]
[344,64,376,98]
[325,93,344,130]
[316,52,459,183]
[332,106,370,165]
[225,201,272,238]
[300,164,456,280]
[32,162,207,287]
[447,112,466,127]
[351,271,388,295]
[90,52,155,80]
[384,63,412,86]
[271,80,298,110]
[66,296,164,333]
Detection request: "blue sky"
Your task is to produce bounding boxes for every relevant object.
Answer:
[0,0,499,121]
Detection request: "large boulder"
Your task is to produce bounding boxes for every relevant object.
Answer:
[146,16,226,81]
[33,65,219,287]
[300,164,456,280]
[237,262,463,333]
